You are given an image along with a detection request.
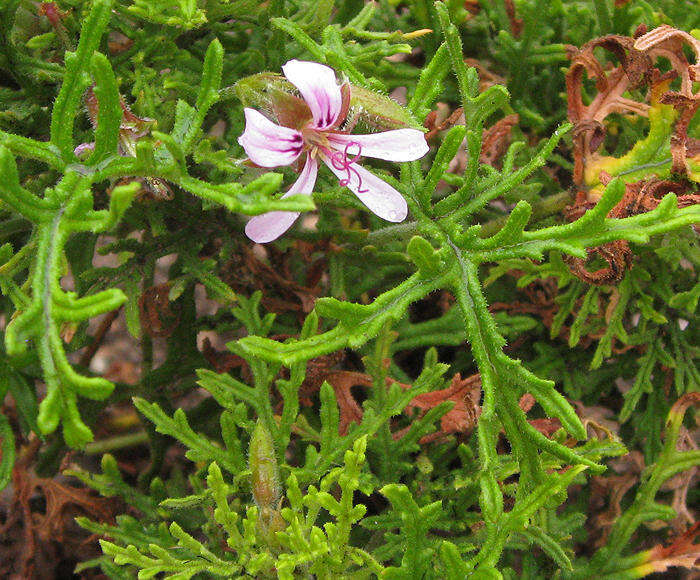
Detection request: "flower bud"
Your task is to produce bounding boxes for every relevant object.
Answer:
[249,421,285,542]
[249,421,280,510]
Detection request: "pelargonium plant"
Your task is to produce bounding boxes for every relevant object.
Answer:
[240,60,428,242]
[0,0,698,578]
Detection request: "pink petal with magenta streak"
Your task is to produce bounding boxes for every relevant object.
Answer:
[327,129,429,162]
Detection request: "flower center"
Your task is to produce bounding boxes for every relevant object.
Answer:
[301,127,328,149]
[302,129,367,193]
[327,141,368,193]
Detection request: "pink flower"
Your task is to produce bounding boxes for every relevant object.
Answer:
[238,60,429,243]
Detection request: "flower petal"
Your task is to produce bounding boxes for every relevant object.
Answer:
[238,108,304,167]
[327,129,429,162]
[245,154,318,243]
[282,60,343,130]
[321,153,407,222]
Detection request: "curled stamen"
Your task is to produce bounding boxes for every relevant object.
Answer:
[328,141,368,193]
[342,141,362,164]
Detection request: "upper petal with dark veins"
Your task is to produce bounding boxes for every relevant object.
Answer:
[282,60,343,130]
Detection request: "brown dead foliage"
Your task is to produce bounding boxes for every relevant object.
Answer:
[567,34,649,186]
[517,393,563,436]
[296,351,346,407]
[223,242,329,317]
[403,373,482,443]
[321,370,482,442]
[107,31,134,54]
[423,106,464,141]
[464,0,480,15]
[634,26,700,179]
[317,368,562,443]
[642,522,700,575]
[504,0,523,38]
[566,25,700,185]
[564,178,698,284]
[139,283,180,337]
[565,25,700,286]
[480,114,520,168]
[323,371,372,435]
[0,442,119,579]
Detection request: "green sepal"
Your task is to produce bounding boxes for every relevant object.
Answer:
[348,84,423,131]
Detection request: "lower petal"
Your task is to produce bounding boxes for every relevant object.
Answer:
[321,154,407,222]
[245,210,302,244]
[245,154,318,243]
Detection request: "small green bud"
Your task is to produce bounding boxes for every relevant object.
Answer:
[249,421,280,510]
[249,421,285,541]
[348,84,423,131]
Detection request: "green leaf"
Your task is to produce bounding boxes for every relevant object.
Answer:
[87,52,121,165]
[181,38,223,152]
[0,413,15,491]
[407,236,444,277]
[50,0,114,160]
[519,526,573,571]
[133,397,243,474]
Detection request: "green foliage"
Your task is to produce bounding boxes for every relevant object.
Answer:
[80,437,380,578]
[0,0,697,578]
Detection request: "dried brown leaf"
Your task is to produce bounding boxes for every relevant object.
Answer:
[640,522,700,575]
[0,454,118,579]
[403,373,481,443]
[480,114,519,167]
[563,179,697,285]
[139,284,180,338]
[567,25,700,187]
